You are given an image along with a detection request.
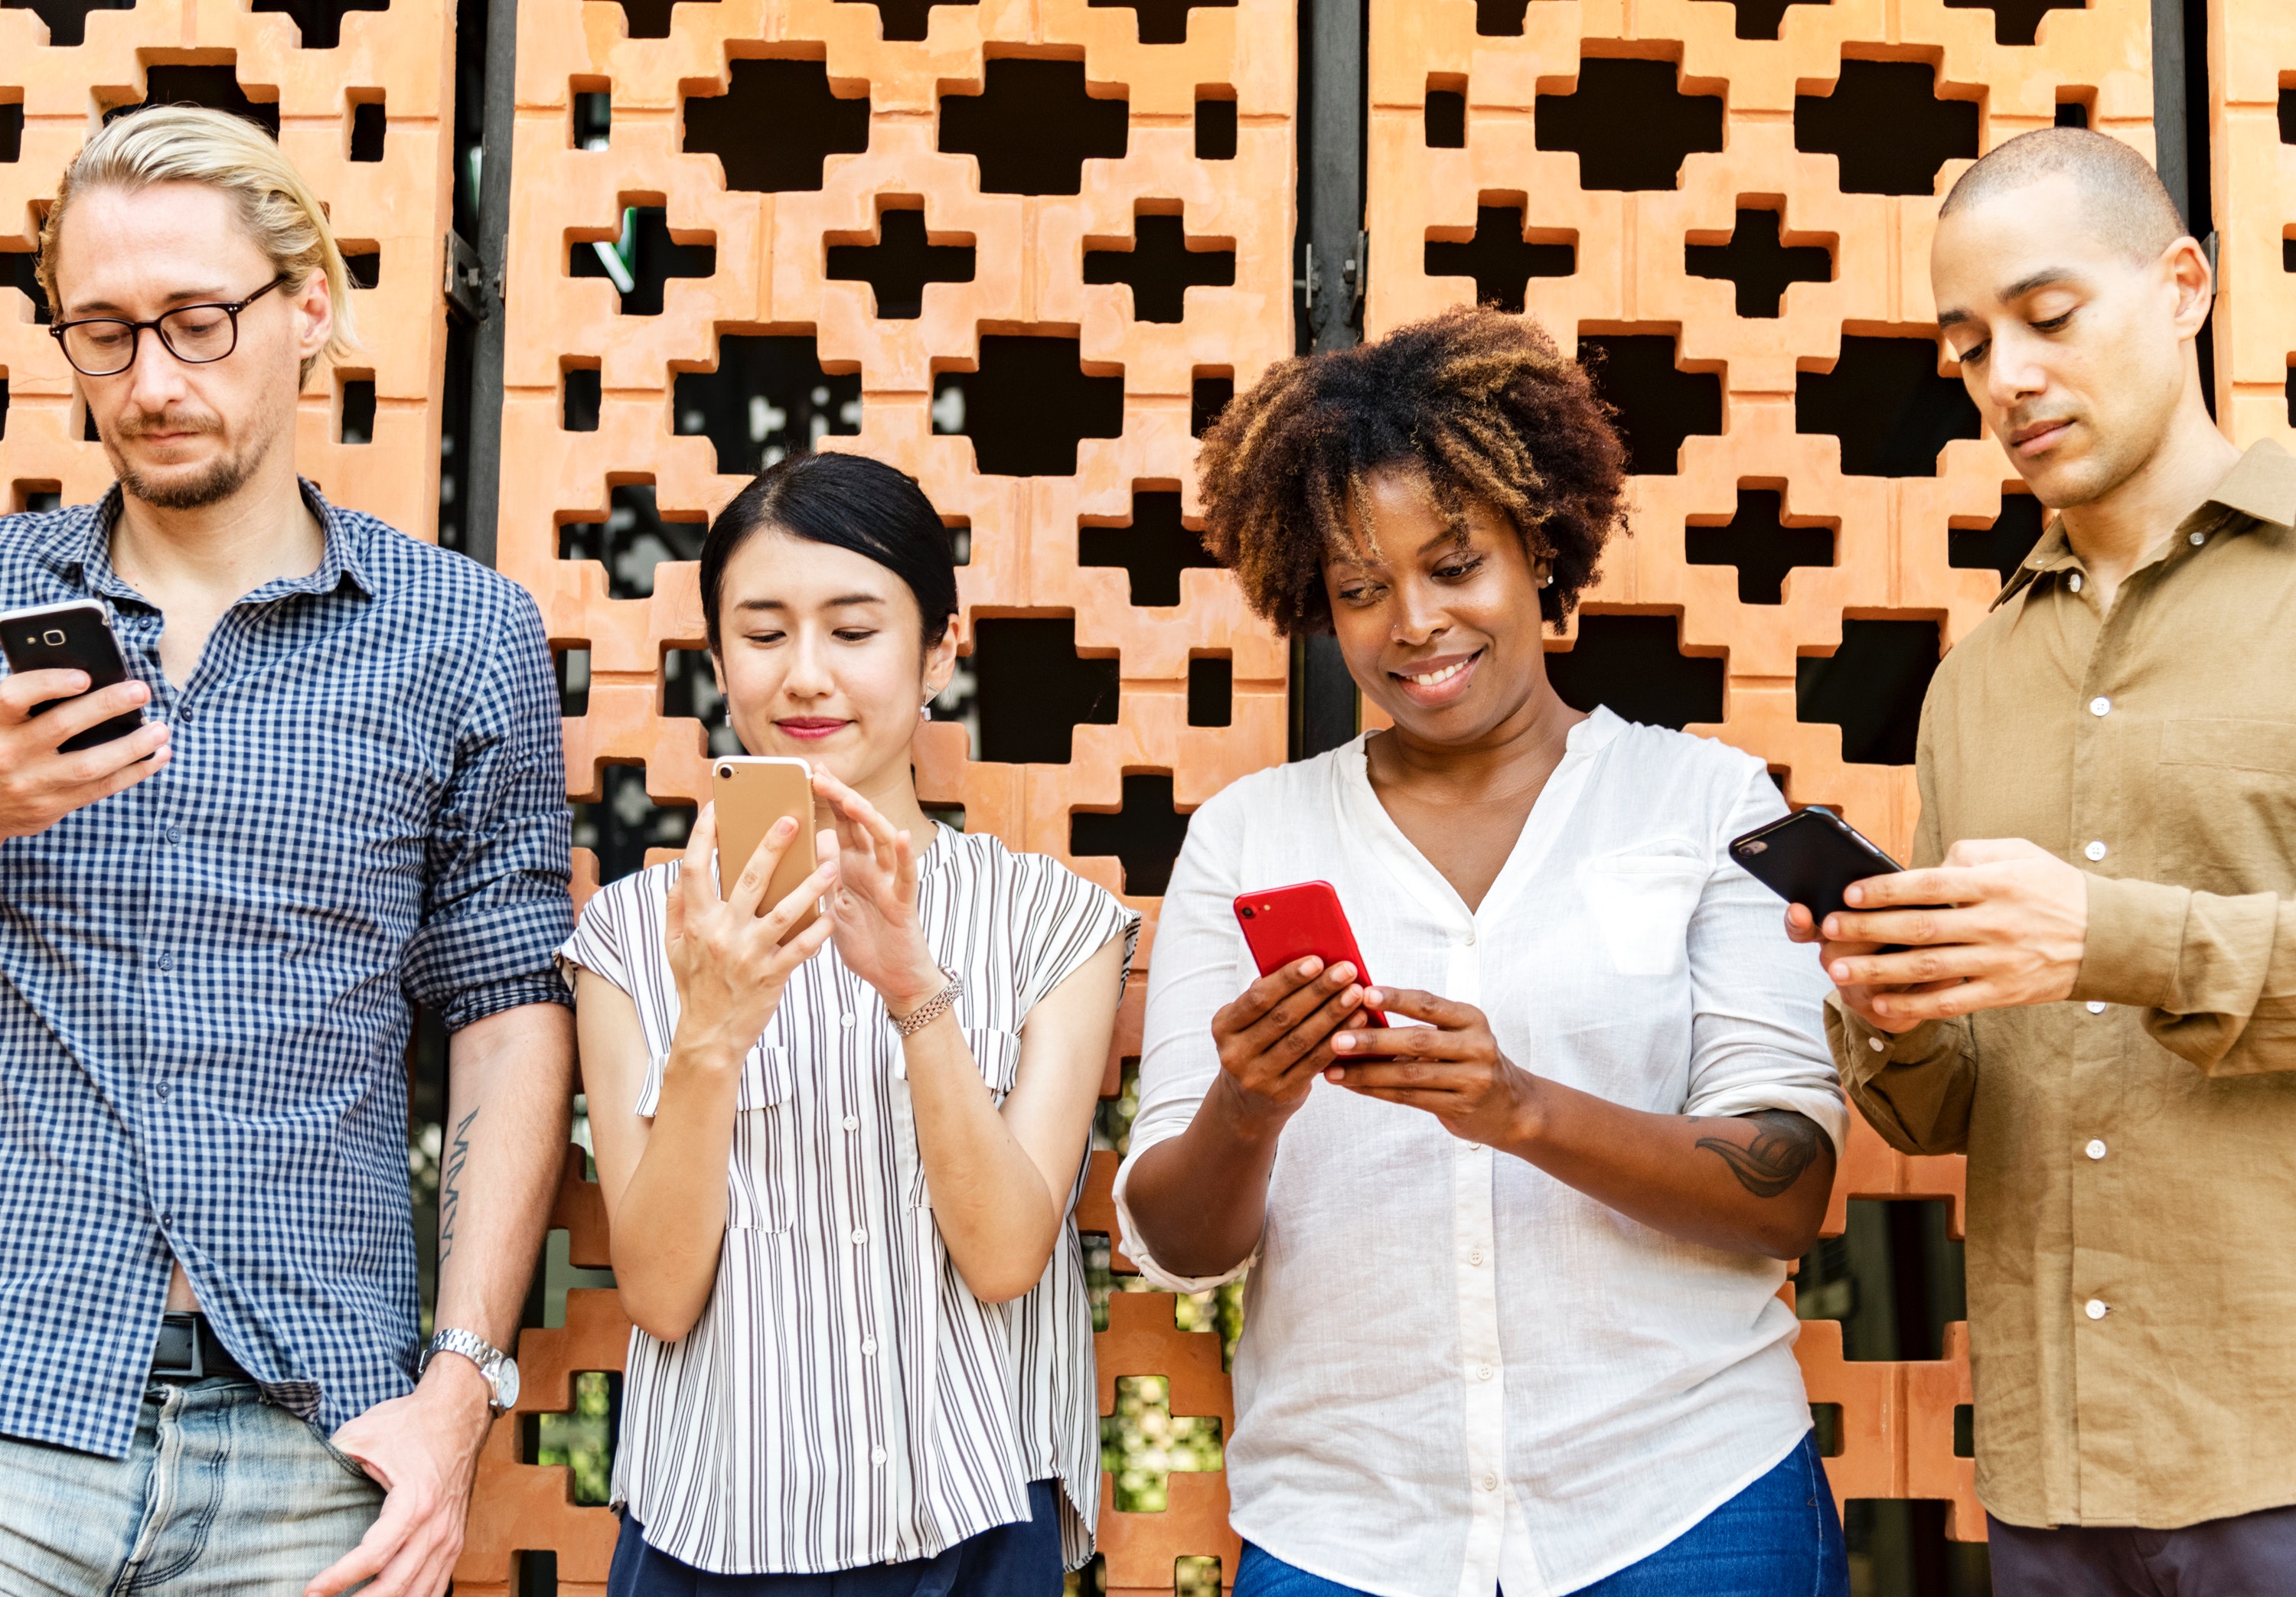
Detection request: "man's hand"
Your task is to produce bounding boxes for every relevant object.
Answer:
[1805,838,2089,1028]
[0,670,170,839]
[305,1356,494,1597]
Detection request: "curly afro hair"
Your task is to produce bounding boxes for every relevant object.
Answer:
[1195,305,1629,637]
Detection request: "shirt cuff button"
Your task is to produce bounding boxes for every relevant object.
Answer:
[1868,1036,1887,1053]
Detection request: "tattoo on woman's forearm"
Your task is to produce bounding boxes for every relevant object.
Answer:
[1694,1110,1821,1199]
[439,1104,480,1262]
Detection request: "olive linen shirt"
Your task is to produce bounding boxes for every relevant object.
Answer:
[1826,439,2296,1531]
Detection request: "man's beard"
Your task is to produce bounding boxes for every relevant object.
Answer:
[109,410,272,511]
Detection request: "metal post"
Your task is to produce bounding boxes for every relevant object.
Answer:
[461,0,520,569]
[1292,0,1367,758]
[2150,0,2190,227]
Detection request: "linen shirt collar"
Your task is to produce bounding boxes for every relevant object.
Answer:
[48,478,378,608]
[1990,438,2296,613]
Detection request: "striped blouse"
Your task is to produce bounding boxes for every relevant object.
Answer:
[558,826,1139,1575]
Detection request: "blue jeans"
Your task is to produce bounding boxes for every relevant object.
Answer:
[0,1375,385,1596]
[1235,1431,1848,1597]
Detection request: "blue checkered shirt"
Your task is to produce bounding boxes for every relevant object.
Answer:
[0,484,572,1457]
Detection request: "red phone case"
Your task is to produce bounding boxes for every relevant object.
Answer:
[1232,881,1388,1026]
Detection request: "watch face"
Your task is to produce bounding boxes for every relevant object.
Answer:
[491,1356,520,1412]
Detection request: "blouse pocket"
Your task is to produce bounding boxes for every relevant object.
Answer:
[726,1044,800,1234]
[1576,852,1709,977]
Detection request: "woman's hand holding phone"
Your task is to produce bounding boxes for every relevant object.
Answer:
[1207,958,1370,1136]
[666,804,837,1067]
[1324,988,1541,1149]
[0,670,170,839]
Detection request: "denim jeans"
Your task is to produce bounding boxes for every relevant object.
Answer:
[1235,1431,1849,1597]
[0,1375,385,1596]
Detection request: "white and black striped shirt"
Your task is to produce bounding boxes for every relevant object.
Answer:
[559,827,1137,1575]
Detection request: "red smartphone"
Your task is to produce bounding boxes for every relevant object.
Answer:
[1232,881,1388,1027]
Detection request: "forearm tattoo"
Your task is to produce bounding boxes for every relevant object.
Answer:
[439,1103,480,1263]
[1694,1110,1822,1199]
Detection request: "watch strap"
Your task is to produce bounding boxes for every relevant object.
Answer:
[424,1327,513,1411]
[891,970,964,1038]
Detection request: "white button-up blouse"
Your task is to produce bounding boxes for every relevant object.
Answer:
[1114,709,1847,1597]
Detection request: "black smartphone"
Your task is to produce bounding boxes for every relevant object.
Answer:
[0,601,145,752]
[1728,807,1903,924]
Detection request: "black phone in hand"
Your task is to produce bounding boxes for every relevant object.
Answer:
[0,600,145,751]
[1728,807,1904,924]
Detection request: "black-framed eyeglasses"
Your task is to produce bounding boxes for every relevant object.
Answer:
[48,275,291,378]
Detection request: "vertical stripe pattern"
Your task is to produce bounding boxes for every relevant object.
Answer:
[559,827,1137,1575]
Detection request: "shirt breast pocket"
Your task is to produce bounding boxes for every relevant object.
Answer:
[727,1044,801,1234]
[2157,719,2296,895]
[1575,852,1709,977]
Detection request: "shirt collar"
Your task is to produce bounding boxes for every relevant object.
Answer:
[1989,438,2296,613]
[60,478,377,605]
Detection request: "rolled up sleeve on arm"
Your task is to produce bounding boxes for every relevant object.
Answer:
[1112,788,1258,1293]
[400,590,576,1032]
[2074,872,2296,1076]
[1682,771,1851,1150]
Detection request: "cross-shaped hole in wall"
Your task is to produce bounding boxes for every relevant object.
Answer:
[970,618,1119,763]
[833,0,975,41]
[1950,491,2047,586]
[522,1370,621,1506]
[1684,208,1831,318]
[568,207,716,316]
[1686,489,1836,604]
[1071,774,1192,896]
[1083,213,1236,324]
[1424,204,1574,312]
[1102,1374,1225,1513]
[1079,491,1218,607]
[825,204,976,320]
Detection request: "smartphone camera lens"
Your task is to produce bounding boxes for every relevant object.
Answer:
[1740,839,1766,855]
[41,630,66,647]
[1240,906,1254,918]
[716,763,732,779]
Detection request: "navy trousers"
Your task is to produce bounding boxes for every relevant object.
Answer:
[608,1479,1064,1597]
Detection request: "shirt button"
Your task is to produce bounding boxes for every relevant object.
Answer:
[157,953,172,971]
[1466,1247,1485,1266]
[2069,573,2085,593]
[1868,1036,1887,1053]
[872,1446,888,1465]
[2086,1000,2106,1015]
[843,1115,860,1132]
[840,1013,856,1028]
[2084,840,2107,861]
[1481,1472,1499,1491]
[2086,1138,2108,1160]
[1476,1363,1493,1381]
[2089,695,2110,716]
[2085,1299,2108,1320]
[1464,927,1476,946]
[163,824,181,844]
[155,1082,168,1100]
[861,1338,878,1356]
[2189,531,2206,546]
[850,1227,869,1246]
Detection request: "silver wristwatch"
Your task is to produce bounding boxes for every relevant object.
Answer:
[421,1328,520,1416]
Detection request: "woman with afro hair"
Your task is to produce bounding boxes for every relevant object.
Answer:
[1114,307,1851,1597]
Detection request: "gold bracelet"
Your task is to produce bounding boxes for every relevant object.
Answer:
[891,970,964,1038]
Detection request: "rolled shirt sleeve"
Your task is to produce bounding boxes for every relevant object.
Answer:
[399,586,575,1031]
[1114,785,1259,1295]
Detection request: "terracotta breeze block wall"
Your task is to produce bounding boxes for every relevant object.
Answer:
[0,0,455,535]
[2213,0,2296,451]
[1366,0,2155,1543]
[462,0,1295,1589]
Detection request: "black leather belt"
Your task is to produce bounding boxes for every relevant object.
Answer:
[150,1312,249,1383]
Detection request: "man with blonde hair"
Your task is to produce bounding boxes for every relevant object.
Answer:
[1795,126,2296,1590]
[0,106,574,1597]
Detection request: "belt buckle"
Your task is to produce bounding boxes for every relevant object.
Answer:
[152,1313,205,1380]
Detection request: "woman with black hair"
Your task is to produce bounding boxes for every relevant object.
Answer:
[1117,306,1852,1596]
[559,450,1137,1595]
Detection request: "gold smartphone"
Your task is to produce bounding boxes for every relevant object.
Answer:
[711,756,820,934]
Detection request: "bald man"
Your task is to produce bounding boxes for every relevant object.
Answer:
[1789,128,2296,1592]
